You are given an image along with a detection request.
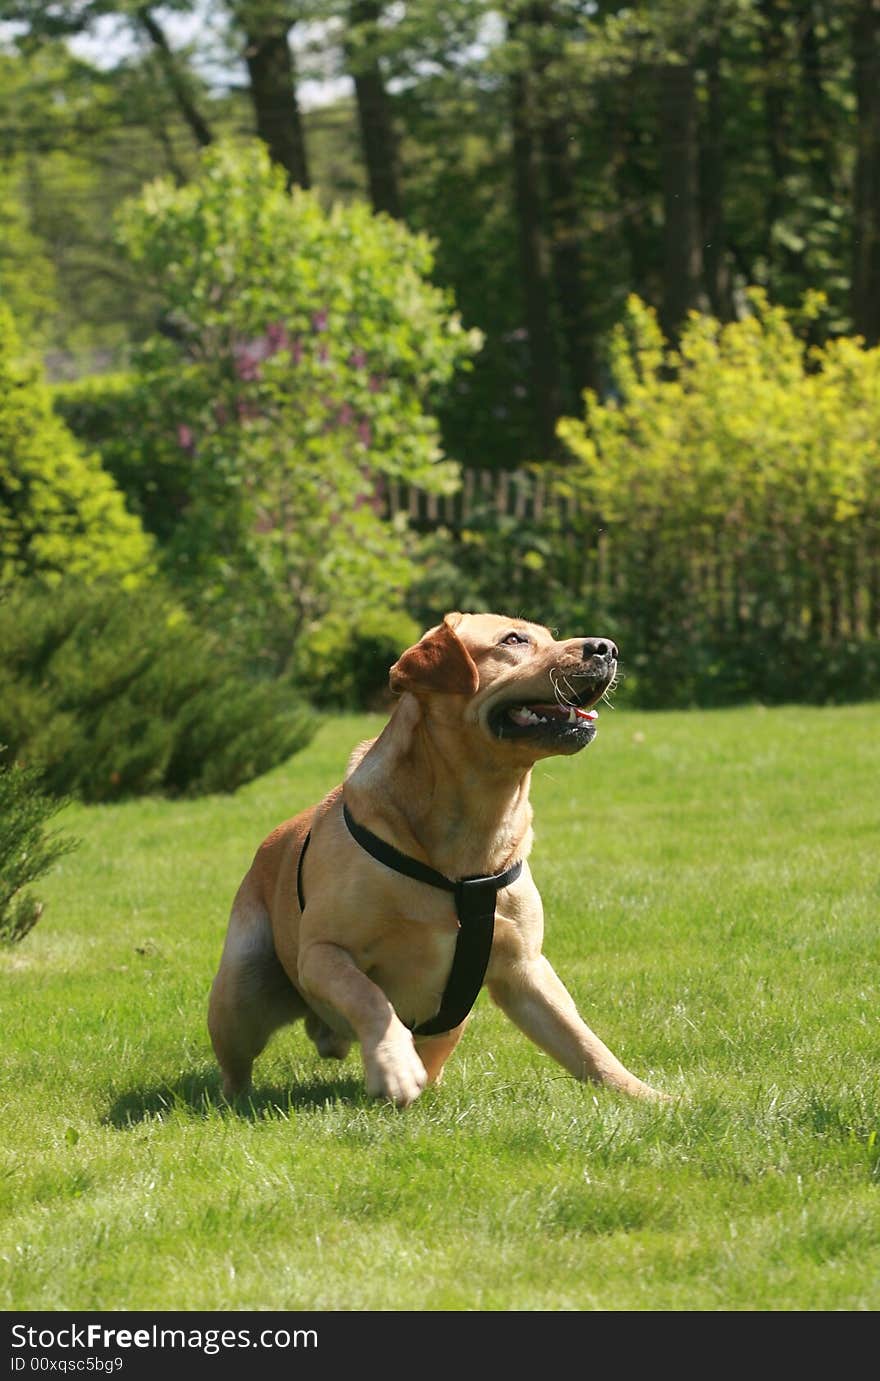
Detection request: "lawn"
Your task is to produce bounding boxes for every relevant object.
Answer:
[1,703,878,1311]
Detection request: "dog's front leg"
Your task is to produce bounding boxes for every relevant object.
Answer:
[298,940,427,1107]
[488,955,663,1100]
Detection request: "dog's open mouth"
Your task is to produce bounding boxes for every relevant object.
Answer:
[489,696,600,744]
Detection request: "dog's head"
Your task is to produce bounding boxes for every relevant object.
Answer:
[389,612,617,761]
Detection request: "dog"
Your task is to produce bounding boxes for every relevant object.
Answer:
[208,612,662,1105]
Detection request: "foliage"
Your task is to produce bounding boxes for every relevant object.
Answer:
[0,165,58,348]
[291,606,421,709]
[0,38,208,368]
[0,757,77,946]
[51,372,194,545]
[2,2,873,465]
[556,293,880,705]
[0,582,317,801]
[114,139,478,669]
[407,296,880,707]
[0,304,154,588]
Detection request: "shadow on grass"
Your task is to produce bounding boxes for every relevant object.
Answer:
[105,1070,365,1128]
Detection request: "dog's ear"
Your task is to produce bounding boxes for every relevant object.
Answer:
[389,614,479,696]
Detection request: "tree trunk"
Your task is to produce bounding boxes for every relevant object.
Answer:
[523,1,596,400]
[347,0,402,218]
[508,17,563,454]
[758,0,805,283]
[607,71,655,304]
[800,2,834,200]
[658,61,705,339]
[137,7,213,149]
[759,0,790,221]
[853,0,880,344]
[699,40,732,320]
[243,24,310,189]
[540,112,596,399]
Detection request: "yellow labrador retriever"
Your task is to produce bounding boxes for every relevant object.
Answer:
[208,613,661,1104]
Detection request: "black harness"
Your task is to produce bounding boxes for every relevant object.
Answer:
[297,803,522,1037]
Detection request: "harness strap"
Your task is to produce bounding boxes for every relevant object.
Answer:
[295,804,522,1038]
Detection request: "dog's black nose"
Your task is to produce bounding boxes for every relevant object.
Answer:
[582,637,618,662]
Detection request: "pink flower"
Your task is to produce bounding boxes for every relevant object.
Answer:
[357,420,372,448]
[233,335,272,381]
[312,309,329,333]
[177,424,195,453]
[265,322,290,353]
[236,398,259,422]
[349,349,367,369]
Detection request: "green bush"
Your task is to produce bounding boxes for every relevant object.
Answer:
[411,294,880,707]
[0,758,77,945]
[554,292,880,706]
[0,305,153,588]
[51,372,193,546]
[0,583,317,801]
[113,139,478,671]
[292,608,421,709]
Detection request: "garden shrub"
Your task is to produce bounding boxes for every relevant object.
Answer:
[411,294,880,707]
[113,139,479,673]
[292,607,421,709]
[554,292,880,705]
[0,305,153,587]
[0,758,77,945]
[51,371,193,546]
[0,583,317,801]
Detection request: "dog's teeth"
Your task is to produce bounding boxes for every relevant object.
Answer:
[509,706,550,727]
[568,707,577,724]
[509,706,536,726]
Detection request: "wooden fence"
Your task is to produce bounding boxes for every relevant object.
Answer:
[380,467,577,530]
[377,467,880,646]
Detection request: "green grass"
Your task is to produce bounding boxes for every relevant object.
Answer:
[1,703,878,1311]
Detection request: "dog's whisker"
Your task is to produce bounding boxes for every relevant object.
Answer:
[549,668,580,710]
[600,678,619,708]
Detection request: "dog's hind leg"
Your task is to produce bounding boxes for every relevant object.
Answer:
[208,885,307,1099]
[415,1021,467,1087]
[305,1008,352,1061]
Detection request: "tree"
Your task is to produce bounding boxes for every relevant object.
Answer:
[1,0,872,468]
[0,39,207,366]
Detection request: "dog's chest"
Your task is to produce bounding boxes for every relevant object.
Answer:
[357,896,460,1029]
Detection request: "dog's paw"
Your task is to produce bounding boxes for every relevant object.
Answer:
[363,1035,428,1108]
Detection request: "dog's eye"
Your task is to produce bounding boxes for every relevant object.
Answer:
[499,631,529,646]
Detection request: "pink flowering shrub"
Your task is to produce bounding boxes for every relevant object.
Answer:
[117,141,480,669]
